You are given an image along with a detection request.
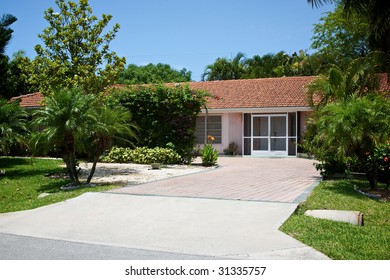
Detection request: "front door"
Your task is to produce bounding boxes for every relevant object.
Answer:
[252,115,288,156]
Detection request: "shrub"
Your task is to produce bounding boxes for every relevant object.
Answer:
[101,146,133,163]
[101,146,182,164]
[106,84,209,163]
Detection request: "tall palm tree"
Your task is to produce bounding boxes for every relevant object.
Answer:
[0,98,28,155]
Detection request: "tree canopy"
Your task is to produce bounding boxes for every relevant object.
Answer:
[31,0,125,95]
[311,4,370,69]
[0,14,17,98]
[118,63,192,84]
[308,0,390,55]
[201,51,319,81]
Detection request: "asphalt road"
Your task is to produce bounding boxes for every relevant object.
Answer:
[0,233,226,260]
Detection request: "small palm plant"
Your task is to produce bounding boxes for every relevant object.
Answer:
[0,98,29,155]
[31,88,137,185]
[200,135,219,166]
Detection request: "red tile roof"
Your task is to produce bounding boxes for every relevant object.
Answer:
[10,75,390,110]
[9,92,44,108]
[180,76,317,109]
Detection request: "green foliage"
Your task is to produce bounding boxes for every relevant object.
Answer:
[118,63,192,85]
[311,4,370,69]
[309,0,390,55]
[0,98,29,155]
[31,0,125,94]
[201,144,218,166]
[304,94,390,188]
[202,52,247,81]
[31,88,137,184]
[130,147,182,164]
[107,84,209,162]
[306,52,390,108]
[364,142,390,188]
[0,14,16,55]
[101,146,182,164]
[202,51,320,81]
[0,14,17,98]
[5,51,38,97]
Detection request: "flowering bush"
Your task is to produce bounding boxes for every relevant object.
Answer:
[361,140,390,189]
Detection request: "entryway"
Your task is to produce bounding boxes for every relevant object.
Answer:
[252,114,287,156]
[243,113,298,156]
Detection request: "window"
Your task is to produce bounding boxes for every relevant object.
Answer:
[195,115,222,144]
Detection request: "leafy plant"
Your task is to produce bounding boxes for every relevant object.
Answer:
[107,84,209,162]
[0,98,29,155]
[31,88,137,185]
[201,135,219,166]
[101,146,182,164]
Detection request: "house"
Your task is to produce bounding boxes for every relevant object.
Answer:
[183,76,317,157]
[11,75,389,157]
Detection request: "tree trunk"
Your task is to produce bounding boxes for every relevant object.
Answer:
[63,134,81,185]
[86,156,99,184]
[366,170,378,190]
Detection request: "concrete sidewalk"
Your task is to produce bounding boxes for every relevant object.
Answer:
[0,157,328,260]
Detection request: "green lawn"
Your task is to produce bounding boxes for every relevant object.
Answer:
[280,180,390,260]
[0,157,118,213]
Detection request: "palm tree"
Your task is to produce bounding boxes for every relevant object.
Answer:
[202,52,247,81]
[31,88,137,185]
[0,98,28,155]
[306,51,390,108]
[307,94,390,189]
[84,100,138,184]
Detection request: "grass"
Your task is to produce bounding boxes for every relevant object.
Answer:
[0,157,119,213]
[280,179,390,260]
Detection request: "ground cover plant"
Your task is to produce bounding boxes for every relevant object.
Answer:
[101,146,182,164]
[0,157,117,213]
[280,179,390,260]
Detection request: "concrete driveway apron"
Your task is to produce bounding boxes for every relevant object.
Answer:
[0,157,328,260]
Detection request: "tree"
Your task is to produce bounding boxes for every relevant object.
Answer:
[31,88,137,185]
[202,51,318,81]
[0,14,17,98]
[202,52,247,81]
[311,4,370,69]
[6,51,38,98]
[31,0,125,95]
[0,98,29,155]
[308,0,390,55]
[118,63,192,84]
[0,14,17,55]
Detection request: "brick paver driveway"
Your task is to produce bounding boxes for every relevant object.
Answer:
[111,157,321,203]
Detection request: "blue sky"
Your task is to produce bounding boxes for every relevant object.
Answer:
[2,0,334,81]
